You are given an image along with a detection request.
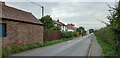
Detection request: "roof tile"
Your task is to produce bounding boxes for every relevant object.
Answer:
[0,2,43,25]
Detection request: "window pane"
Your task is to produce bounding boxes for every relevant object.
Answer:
[0,24,6,37]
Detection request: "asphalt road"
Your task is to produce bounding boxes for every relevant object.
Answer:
[11,34,94,56]
[88,34,103,56]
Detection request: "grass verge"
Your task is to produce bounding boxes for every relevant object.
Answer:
[43,37,76,46]
[96,36,117,57]
[2,36,77,57]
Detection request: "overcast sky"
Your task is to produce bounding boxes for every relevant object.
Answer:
[4,1,116,30]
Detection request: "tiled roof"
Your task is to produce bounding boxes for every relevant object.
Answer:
[54,19,66,26]
[55,21,65,26]
[67,23,75,26]
[0,2,43,25]
[67,23,75,30]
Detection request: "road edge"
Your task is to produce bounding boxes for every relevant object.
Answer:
[87,34,93,58]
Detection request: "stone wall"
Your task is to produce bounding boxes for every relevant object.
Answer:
[0,19,43,48]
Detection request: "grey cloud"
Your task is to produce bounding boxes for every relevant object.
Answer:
[6,2,115,30]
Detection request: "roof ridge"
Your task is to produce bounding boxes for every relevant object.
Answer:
[1,3,43,25]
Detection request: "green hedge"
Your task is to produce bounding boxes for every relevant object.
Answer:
[95,26,116,47]
[95,26,117,56]
[62,31,76,38]
[96,36,116,56]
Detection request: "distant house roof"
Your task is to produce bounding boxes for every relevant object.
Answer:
[54,19,66,26]
[67,23,75,26]
[67,23,76,30]
[0,2,43,25]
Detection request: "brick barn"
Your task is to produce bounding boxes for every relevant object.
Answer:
[0,2,43,48]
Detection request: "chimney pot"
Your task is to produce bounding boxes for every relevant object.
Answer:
[57,19,59,22]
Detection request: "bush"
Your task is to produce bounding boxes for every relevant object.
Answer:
[2,42,43,57]
[43,40,62,46]
[61,38,73,41]
[96,36,116,56]
[95,26,117,56]
[62,31,76,38]
[95,26,115,46]
[2,37,76,57]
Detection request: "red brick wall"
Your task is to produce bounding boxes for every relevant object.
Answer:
[0,19,43,48]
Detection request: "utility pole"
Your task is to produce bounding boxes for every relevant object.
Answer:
[26,0,44,17]
[41,6,44,17]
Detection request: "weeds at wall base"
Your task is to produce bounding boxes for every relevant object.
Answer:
[2,36,77,57]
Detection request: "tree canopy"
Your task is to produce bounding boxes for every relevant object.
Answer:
[107,1,120,56]
[40,15,54,30]
[89,29,94,33]
[107,1,120,34]
[40,15,61,31]
[76,26,86,36]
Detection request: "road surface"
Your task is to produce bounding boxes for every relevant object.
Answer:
[11,34,101,56]
[88,34,103,56]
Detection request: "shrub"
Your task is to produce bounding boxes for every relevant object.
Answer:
[2,37,76,57]
[95,26,116,46]
[95,26,117,56]
[62,31,76,38]
[2,42,43,57]
[43,40,61,46]
[61,38,73,41]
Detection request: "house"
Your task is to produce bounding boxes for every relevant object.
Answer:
[67,23,77,32]
[54,19,67,32]
[0,2,43,48]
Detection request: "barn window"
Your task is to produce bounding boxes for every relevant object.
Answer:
[0,23,6,37]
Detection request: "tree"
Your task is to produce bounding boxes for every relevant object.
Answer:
[79,26,85,31]
[107,1,120,56]
[50,26,61,31]
[89,29,94,33]
[107,1,120,33]
[77,26,86,36]
[40,15,54,30]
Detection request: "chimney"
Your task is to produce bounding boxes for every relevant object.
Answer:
[0,2,5,5]
[57,19,59,22]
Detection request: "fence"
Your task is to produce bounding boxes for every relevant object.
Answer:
[44,29,62,41]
